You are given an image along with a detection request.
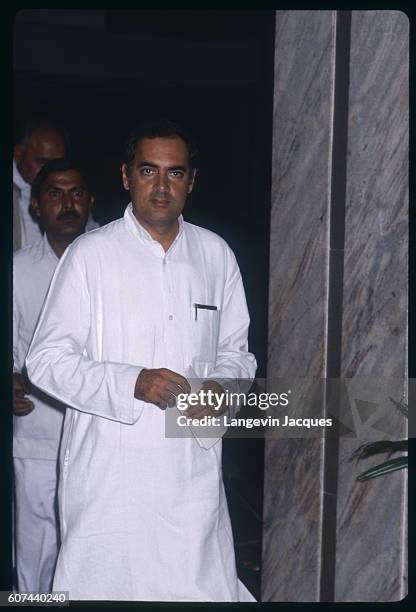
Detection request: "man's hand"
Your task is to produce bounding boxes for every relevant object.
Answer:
[184,380,228,420]
[135,368,191,410]
[13,372,34,416]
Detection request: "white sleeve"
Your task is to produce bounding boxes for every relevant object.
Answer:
[25,246,144,425]
[208,247,257,401]
[13,284,23,374]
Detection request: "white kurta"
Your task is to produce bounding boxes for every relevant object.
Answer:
[13,235,63,592]
[26,203,257,601]
[13,160,100,250]
[14,235,65,459]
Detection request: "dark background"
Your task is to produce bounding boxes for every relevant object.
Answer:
[13,10,275,598]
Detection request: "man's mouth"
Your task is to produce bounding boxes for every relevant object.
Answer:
[151,198,171,206]
[57,213,80,223]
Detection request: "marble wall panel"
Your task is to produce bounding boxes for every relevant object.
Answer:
[265,9,408,602]
[263,11,335,602]
[335,11,408,601]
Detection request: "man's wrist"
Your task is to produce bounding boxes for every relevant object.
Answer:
[134,368,147,400]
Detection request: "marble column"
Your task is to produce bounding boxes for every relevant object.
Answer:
[263,10,335,602]
[264,10,408,602]
[335,11,408,601]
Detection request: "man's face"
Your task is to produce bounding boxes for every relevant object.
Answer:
[31,169,93,241]
[14,129,67,184]
[121,137,196,234]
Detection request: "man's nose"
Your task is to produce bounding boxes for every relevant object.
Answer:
[155,171,170,192]
[62,192,75,209]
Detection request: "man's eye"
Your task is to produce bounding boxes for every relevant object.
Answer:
[73,189,85,198]
[47,190,61,198]
[169,171,184,178]
[140,168,156,176]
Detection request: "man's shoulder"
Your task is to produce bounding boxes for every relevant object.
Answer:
[13,239,43,269]
[183,222,241,280]
[67,218,125,256]
[13,240,55,298]
[184,221,230,252]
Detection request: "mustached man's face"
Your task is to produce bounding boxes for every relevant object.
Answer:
[31,169,93,241]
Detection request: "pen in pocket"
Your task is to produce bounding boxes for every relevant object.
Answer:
[193,303,218,321]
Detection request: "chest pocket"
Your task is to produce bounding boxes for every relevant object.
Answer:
[191,303,221,372]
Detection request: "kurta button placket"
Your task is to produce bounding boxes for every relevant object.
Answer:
[161,254,175,366]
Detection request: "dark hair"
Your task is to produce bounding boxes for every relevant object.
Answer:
[31,158,89,201]
[123,119,199,171]
[15,118,70,150]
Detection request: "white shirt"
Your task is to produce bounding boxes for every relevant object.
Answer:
[13,160,100,249]
[26,204,257,601]
[13,234,64,459]
[13,160,42,248]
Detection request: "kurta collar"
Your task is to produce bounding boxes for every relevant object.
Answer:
[13,159,31,197]
[124,202,184,254]
[33,233,59,265]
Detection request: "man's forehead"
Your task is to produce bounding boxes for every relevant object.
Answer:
[29,129,66,152]
[41,170,86,188]
[134,136,189,165]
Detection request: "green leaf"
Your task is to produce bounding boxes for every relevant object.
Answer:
[356,456,408,481]
[351,440,408,461]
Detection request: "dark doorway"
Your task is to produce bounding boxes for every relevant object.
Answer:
[14,9,275,599]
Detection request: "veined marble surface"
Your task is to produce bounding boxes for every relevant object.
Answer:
[264,9,408,603]
[267,10,335,380]
[263,10,335,602]
[335,10,408,601]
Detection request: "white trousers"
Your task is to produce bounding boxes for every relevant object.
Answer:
[14,457,60,592]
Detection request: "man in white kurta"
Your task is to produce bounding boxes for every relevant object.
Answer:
[26,121,257,601]
[13,159,94,592]
[14,235,62,591]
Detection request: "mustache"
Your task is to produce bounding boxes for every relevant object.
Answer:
[57,210,81,222]
[150,192,173,202]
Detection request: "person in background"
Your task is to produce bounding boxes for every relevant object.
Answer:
[13,183,22,251]
[13,118,98,250]
[13,158,94,592]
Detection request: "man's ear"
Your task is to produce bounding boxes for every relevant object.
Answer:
[14,144,25,164]
[187,168,197,194]
[31,197,41,218]
[89,195,95,211]
[121,164,130,191]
